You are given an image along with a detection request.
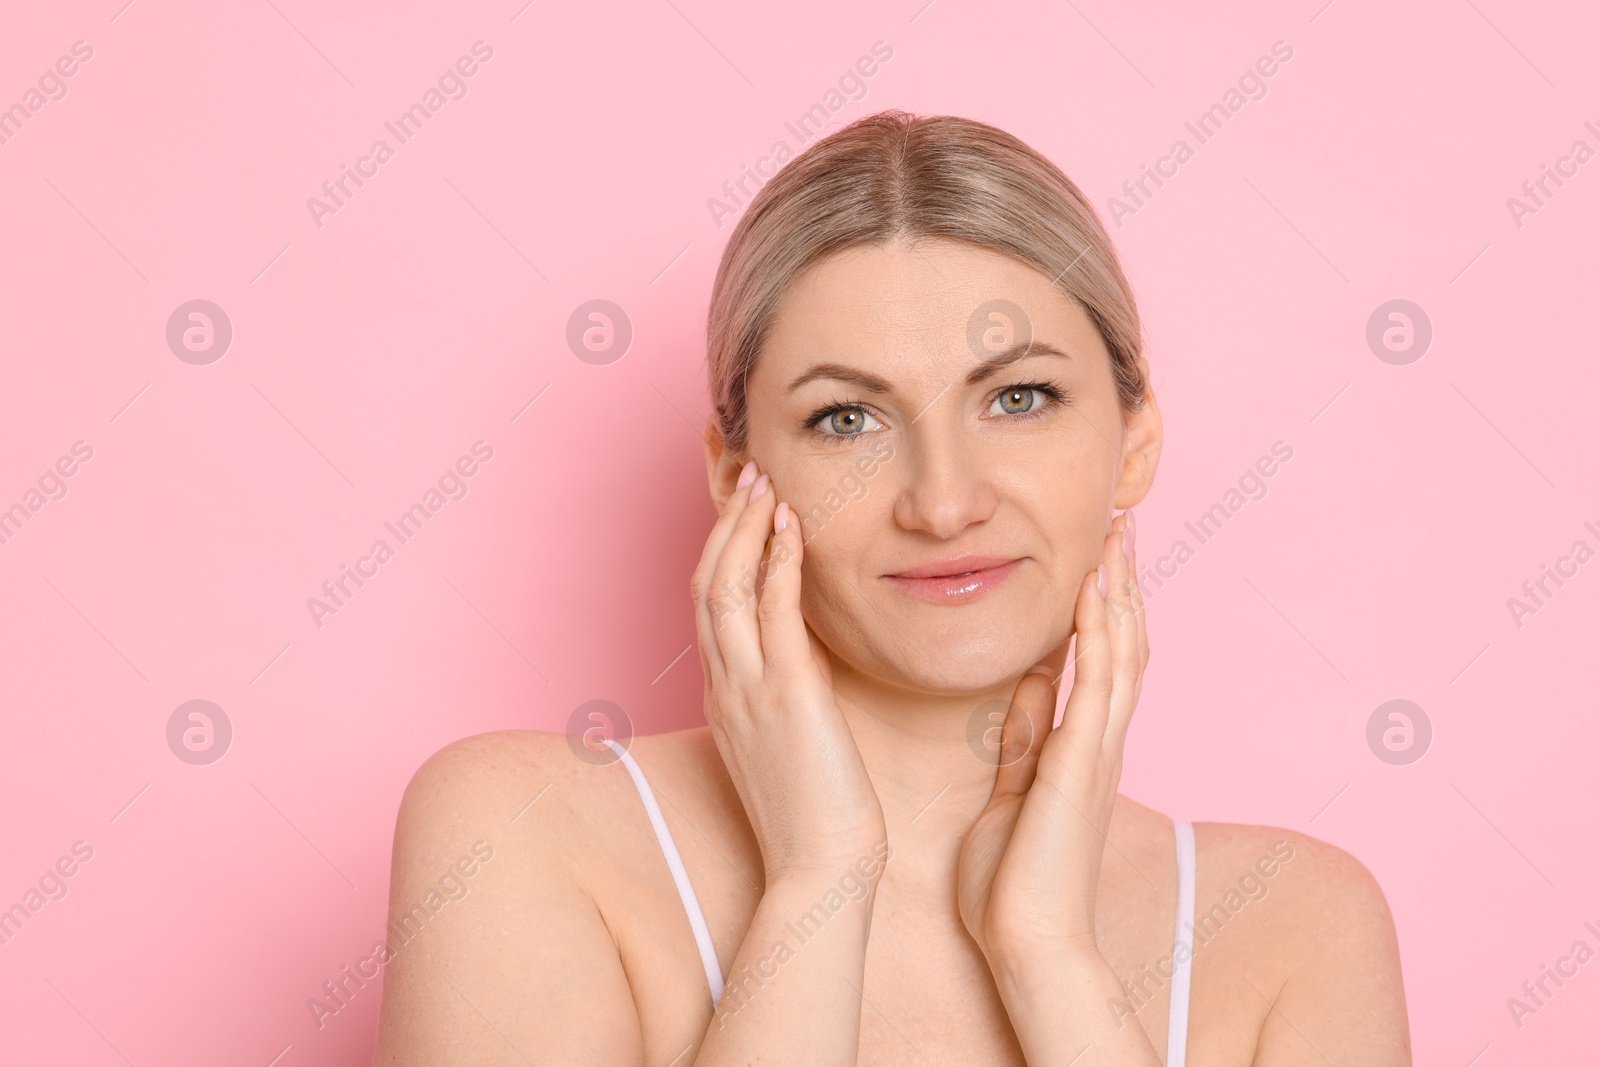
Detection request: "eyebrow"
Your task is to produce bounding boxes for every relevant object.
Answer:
[784,340,1073,395]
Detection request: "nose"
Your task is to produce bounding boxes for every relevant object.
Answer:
[890,419,998,539]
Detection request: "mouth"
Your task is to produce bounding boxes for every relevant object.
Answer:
[882,556,1023,605]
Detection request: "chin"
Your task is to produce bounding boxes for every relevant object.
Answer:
[892,623,1063,694]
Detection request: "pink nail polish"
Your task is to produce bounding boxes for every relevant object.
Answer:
[736,460,756,490]
[750,473,770,501]
[775,502,789,532]
[1097,564,1107,598]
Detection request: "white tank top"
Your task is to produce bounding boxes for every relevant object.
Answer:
[606,738,1197,1065]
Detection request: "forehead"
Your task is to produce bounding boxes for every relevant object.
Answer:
[759,239,1107,381]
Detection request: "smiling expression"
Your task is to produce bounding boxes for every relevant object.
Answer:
[735,236,1160,693]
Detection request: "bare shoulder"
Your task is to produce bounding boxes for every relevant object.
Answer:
[1191,821,1399,950]
[395,728,551,821]
[393,729,623,850]
[1193,821,1411,1064]
[372,730,648,1066]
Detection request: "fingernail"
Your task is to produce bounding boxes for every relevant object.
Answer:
[1097,564,1107,598]
[775,501,789,532]
[1124,509,1135,560]
[736,460,757,490]
[750,473,770,501]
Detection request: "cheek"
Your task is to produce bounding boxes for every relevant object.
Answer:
[1023,461,1101,524]
[797,540,851,606]
[795,552,869,649]
[1026,495,1112,608]
[1021,557,1086,631]
[787,468,885,555]
[791,482,862,539]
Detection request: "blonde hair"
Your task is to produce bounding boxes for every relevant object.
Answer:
[704,109,1147,459]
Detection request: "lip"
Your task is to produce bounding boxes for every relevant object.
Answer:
[883,555,1022,605]
[888,554,1018,579]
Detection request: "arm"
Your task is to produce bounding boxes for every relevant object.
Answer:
[992,835,1412,1067]
[694,854,886,1063]
[370,734,886,1067]
[377,453,889,1066]
[958,510,1161,1066]
[992,947,1158,1062]
[685,459,891,1065]
[371,732,645,1066]
[963,512,1410,1064]
[992,948,1163,1066]
[1249,837,1411,1066]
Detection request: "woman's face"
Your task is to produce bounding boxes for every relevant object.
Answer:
[720,237,1161,694]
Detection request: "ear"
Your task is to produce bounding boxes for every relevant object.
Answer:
[703,420,746,510]
[1113,356,1162,510]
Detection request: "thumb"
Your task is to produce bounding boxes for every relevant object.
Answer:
[990,666,1061,800]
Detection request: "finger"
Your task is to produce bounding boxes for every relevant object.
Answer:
[1108,515,1150,752]
[1103,512,1142,753]
[1037,554,1113,789]
[707,471,780,678]
[691,462,762,677]
[755,500,811,680]
[990,667,1060,800]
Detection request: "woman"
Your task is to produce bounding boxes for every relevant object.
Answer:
[372,110,1410,1065]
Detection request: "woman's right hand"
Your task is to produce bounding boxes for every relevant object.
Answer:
[691,459,887,884]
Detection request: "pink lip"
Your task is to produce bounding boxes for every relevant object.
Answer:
[889,554,1017,579]
[883,556,1022,605]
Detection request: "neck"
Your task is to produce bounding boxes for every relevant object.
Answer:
[826,647,1067,880]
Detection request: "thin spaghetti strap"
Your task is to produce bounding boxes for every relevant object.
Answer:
[603,738,725,1008]
[1168,818,1196,1067]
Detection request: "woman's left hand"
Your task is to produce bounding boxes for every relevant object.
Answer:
[956,509,1148,973]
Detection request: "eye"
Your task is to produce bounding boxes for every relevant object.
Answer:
[988,381,1069,419]
[992,386,1040,416]
[802,380,1069,444]
[804,403,884,439]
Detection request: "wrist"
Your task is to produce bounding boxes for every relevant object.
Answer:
[764,839,893,893]
[990,938,1111,1000]
[989,944,1165,1067]
[756,870,880,946]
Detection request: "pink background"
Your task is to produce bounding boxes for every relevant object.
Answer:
[2,0,1596,1062]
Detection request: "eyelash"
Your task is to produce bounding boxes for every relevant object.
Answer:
[801,380,1072,442]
